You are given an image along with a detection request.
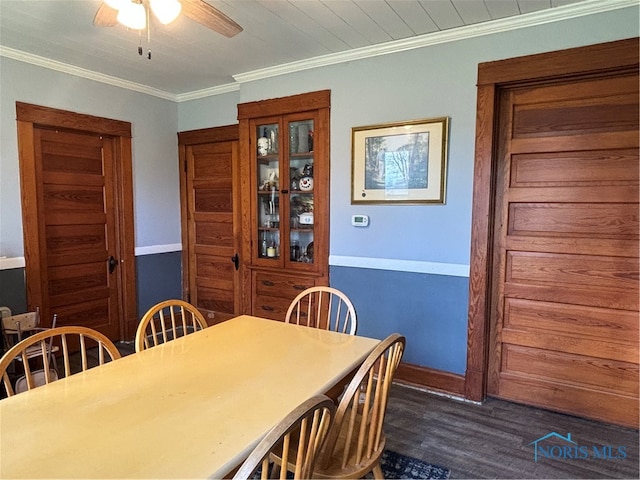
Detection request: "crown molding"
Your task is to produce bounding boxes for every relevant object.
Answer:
[0,45,177,101]
[1,0,636,102]
[233,0,638,84]
[175,82,240,102]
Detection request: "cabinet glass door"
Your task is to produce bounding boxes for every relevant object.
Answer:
[287,119,314,265]
[256,123,280,260]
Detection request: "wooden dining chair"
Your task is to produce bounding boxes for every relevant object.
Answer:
[1,308,55,352]
[135,299,208,352]
[272,334,405,479]
[0,326,122,397]
[232,394,336,480]
[285,286,357,335]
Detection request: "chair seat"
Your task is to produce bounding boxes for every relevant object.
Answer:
[15,368,59,393]
[314,431,386,479]
[14,344,59,362]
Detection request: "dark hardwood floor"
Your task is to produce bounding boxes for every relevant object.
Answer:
[385,383,639,479]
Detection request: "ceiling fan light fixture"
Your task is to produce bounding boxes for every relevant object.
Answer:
[117,1,146,30]
[149,0,182,25]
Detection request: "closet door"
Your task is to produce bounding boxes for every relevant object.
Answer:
[179,125,241,323]
[469,38,639,428]
[487,68,638,427]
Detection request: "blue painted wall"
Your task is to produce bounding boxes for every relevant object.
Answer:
[330,266,469,374]
[136,251,183,315]
[0,268,27,315]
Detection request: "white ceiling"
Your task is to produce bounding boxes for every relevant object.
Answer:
[0,0,626,100]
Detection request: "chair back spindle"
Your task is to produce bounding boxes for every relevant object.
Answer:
[285,287,357,335]
[135,300,208,352]
[0,326,121,397]
[233,395,335,480]
[316,334,405,478]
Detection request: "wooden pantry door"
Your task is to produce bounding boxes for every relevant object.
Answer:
[467,38,639,428]
[178,125,242,324]
[17,103,136,340]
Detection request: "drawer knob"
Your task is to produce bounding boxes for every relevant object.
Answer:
[261,305,274,311]
[261,280,275,287]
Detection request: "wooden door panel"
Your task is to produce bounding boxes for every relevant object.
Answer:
[196,255,234,286]
[502,330,638,365]
[512,76,639,138]
[511,149,639,185]
[195,221,234,248]
[35,128,120,339]
[509,203,638,237]
[504,252,638,310]
[17,103,136,341]
[488,71,639,427]
[497,374,637,427]
[511,131,638,154]
[184,137,240,323]
[503,282,637,312]
[46,224,107,254]
[502,344,638,396]
[504,298,638,348]
[506,252,638,290]
[50,298,112,331]
[195,286,235,317]
[505,236,637,257]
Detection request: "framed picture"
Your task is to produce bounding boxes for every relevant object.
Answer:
[351,117,449,204]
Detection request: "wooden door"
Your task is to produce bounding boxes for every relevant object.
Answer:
[486,72,639,426]
[179,125,241,324]
[17,103,137,341]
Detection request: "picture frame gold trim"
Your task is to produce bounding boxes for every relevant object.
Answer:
[351,117,449,204]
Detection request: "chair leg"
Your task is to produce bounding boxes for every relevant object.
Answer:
[269,462,281,479]
[372,462,384,480]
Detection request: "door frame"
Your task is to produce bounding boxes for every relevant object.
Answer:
[465,37,640,401]
[16,102,137,339]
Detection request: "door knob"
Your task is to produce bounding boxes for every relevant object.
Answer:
[108,256,118,274]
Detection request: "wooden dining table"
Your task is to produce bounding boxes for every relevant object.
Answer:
[0,315,380,479]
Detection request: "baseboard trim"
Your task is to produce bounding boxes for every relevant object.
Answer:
[395,362,466,397]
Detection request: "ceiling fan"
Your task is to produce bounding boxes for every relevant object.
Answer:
[93,0,243,38]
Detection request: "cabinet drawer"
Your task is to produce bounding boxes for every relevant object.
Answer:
[254,272,314,299]
[253,294,292,321]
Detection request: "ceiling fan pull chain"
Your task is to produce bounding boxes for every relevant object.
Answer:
[137,31,143,56]
[146,6,151,60]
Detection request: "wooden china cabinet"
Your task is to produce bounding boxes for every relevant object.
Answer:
[238,90,330,320]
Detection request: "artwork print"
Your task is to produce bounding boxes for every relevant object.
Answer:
[351,117,449,204]
[364,132,430,191]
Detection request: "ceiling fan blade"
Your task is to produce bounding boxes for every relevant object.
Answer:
[93,2,118,27]
[181,0,243,38]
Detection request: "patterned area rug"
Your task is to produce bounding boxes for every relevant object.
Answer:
[378,450,450,479]
[252,450,449,479]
